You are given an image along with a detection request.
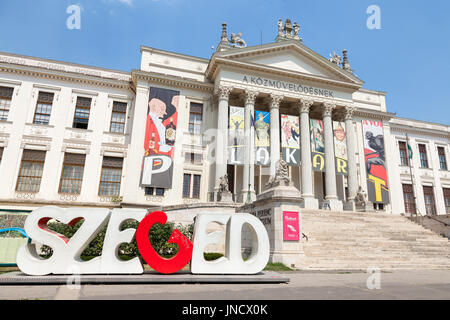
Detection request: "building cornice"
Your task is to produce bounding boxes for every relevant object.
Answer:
[140,45,210,64]
[0,63,131,90]
[390,123,450,139]
[354,108,395,121]
[131,69,214,93]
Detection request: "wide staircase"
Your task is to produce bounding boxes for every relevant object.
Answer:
[297,210,450,270]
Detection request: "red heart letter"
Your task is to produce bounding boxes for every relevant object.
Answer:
[136,211,193,274]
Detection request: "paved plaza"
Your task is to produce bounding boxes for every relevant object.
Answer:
[0,270,449,300]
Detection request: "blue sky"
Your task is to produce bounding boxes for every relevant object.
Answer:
[0,0,449,124]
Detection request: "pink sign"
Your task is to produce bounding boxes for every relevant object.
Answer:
[283,211,300,241]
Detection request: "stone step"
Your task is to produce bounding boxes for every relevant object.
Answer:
[298,210,450,270]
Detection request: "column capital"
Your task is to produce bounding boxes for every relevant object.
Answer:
[321,102,336,117]
[269,94,284,109]
[344,105,356,121]
[298,99,314,113]
[244,90,258,105]
[216,85,232,101]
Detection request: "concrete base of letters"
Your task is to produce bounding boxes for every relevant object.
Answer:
[0,271,289,285]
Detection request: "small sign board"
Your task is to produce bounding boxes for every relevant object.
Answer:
[283,211,300,241]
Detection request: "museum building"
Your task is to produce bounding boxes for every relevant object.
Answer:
[0,19,449,224]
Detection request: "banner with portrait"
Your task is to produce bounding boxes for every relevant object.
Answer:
[310,119,325,172]
[362,120,389,204]
[281,114,300,166]
[333,121,348,175]
[254,110,270,166]
[228,106,245,165]
[141,87,179,189]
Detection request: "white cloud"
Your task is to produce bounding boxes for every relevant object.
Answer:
[118,0,133,5]
[101,0,134,6]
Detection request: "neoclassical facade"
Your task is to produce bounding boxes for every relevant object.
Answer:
[0,20,449,222]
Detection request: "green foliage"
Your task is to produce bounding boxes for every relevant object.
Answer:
[40,218,193,262]
[203,252,224,261]
[263,262,292,271]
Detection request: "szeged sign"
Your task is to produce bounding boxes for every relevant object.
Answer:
[16,206,270,276]
[242,76,335,98]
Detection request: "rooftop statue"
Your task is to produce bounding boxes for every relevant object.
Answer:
[276,18,302,41]
[329,51,342,65]
[230,32,247,48]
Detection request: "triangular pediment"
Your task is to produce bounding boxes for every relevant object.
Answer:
[208,40,363,86]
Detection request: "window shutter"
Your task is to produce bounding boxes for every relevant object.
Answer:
[37,92,54,103]
[112,101,127,113]
[103,156,123,168]
[22,150,46,161]
[0,86,14,98]
[64,153,86,165]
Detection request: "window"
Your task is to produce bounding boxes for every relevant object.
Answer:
[192,175,201,199]
[188,103,203,134]
[59,153,86,194]
[183,174,191,198]
[418,144,428,168]
[183,173,201,198]
[438,147,447,171]
[398,141,409,166]
[0,86,14,121]
[73,97,92,129]
[33,92,54,125]
[443,188,450,214]
[423,186,436,215]
[185,152,202,165]
[0,147,3,165]
[16,150,46,192]
[402,184,416,215]
[144,187,165,196]
[110,101,127,133]
[99,156,123,196]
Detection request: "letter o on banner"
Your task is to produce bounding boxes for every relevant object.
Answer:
[136,211,193,274]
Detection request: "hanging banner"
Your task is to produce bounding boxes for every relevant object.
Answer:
[281,114,300,166]
[362,120,389,204]
[333,121,348,175]
[141,87,179,189]
[228,106,245,165]
[310,119,325,172]
[255,110,270,166]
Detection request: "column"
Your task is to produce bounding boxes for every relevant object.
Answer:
[241,89,258,203]
[343,106,358,211]
[322,102,343,211]
[299,99,319,209]
[269,94,283,177]
[214,86,232,199]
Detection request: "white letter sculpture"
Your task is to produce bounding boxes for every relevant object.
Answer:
[191,213,270,274]
[101,209,147,274]
[17,206,110,275]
